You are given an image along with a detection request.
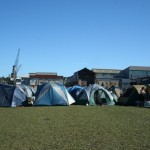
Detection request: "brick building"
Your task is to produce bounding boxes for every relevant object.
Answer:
[67,68,95,87]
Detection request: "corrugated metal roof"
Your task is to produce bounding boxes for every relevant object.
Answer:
[30,74,63,79]
[29,72,57,75]
[92,68,121,74]
[21,74,29,78]
[128,66,150,71]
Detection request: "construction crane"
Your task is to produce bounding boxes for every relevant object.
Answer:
[10,49,22,85]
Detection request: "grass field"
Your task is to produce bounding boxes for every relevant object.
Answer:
[0,106,150,150]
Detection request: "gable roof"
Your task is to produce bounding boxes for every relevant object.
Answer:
[74,67,94,74]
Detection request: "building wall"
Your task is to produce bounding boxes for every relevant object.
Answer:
[124,66,150,79]
[67,68,95,87]
[29,72,64,91]
[78,69,95,86]
[23,66,150,91]
[129,70,150,79]
[67,75,78,87]
[21,77,30,85]
[93,69,121,88]
[95,73,115,79]
[118,66,150,89]
[137,77,150,85]
[95,79,120,88]
[78,79,87,87]
[67,68,121,88]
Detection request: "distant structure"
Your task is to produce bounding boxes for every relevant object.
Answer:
[21,74,30,85]
[66,66,150,90]
[117,66,150,89]
[67,68,95,87]
[92,68,121,88]
[10,49,21,85]
[29,72,64,91]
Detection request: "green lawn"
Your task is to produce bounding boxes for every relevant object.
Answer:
[0,106,150,150]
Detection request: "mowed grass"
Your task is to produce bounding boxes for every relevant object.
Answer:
[0,106,150,150]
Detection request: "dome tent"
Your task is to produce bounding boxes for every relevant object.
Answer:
[67,85,83,100]
[109,87,122,102]
[17,85,34,98]
[76,84,114,105]
[34,82,75,106]
[117,85,146,106]
[17,84,36,105]
[0,84,27,107]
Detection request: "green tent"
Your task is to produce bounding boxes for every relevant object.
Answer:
[76,84,115,105]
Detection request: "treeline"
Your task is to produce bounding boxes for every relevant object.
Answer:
[0,76,10,84]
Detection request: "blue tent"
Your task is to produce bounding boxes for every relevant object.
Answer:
[34,82,75,106]
[67,85,84,100]
[0,84,27,107]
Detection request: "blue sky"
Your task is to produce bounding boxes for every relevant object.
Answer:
[0,0,150,77]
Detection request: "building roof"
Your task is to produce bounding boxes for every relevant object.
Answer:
[29,72,63,79]
[29,72,57,75]
[74,67,94,74]
[92,68,121,74]
[30,74,63,79]
[127,66,150,71]
[21,74,29,78]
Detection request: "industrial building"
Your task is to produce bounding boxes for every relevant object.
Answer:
[29,72,64,90]
[66,66,150,90]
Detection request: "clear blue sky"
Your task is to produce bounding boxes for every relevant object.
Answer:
[0,0,150,77]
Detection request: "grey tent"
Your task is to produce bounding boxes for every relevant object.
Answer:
[109,87,122,102]
[0,84,27,107]
[34,82,75,106]
[17,85,35,105]
[17,85,34,98]
[76,84,115,105]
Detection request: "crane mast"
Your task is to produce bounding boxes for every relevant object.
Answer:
[10,49,21,85]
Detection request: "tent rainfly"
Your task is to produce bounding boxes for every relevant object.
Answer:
[34,82,75,106]
[117,85,147,106]
[0,84,27,107]
[76,84,115,105]
[67,85,83,100]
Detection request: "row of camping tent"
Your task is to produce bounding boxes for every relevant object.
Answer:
[117,85,150,107]
[0,83,150,107]
[34,83,119,106]
[67,84,116,105]
[0,83,116,107]
[0,84,33,107]
[68,84,150,107]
